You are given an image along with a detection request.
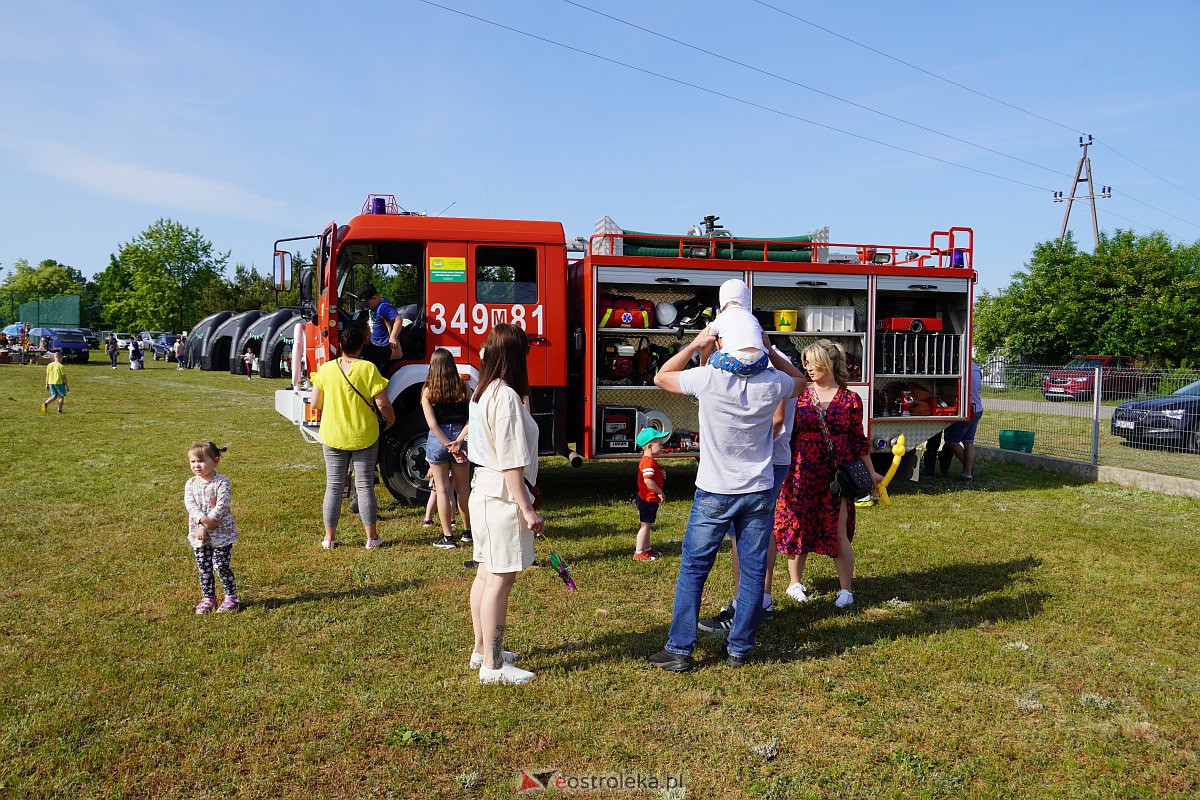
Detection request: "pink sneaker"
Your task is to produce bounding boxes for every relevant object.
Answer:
[216,596,240,613]
[194,597,217,615]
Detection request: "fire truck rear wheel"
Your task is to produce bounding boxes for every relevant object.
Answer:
[378,413,433,506]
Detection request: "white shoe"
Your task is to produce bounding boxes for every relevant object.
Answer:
[469,650,520,669]
[479,662,534,685]
[365,536,383,549]
[321,539,335,549]
[786,583,808,603]
[835,589,855,609]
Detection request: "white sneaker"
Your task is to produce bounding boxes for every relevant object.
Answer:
[365,536,383,549]
[478,662,535,685]
[321,539,335,550]
[786,583,808,603]
[469,650,520,669]
[835,589,855,609]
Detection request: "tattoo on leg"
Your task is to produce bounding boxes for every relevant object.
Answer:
[490,625,506,667]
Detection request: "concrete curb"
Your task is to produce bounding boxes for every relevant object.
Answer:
[978,446,1200,499]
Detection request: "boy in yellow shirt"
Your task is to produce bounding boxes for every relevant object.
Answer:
[43,352,68,413]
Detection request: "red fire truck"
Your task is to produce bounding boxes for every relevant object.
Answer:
[273,195,976,504]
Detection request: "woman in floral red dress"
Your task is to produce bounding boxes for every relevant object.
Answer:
[773,340,882,610]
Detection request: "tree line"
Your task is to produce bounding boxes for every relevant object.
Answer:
[7,221,1197,366]
[1,219,300,334]
[974,230,1199,367]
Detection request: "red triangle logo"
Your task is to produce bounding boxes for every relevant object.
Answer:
[516,770,544,793]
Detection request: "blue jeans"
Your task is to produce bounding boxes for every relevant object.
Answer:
[666,487,775,659]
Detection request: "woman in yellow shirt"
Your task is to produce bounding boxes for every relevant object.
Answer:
[310,322,396,549]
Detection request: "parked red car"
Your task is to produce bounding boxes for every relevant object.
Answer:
[1042,355,1153,401]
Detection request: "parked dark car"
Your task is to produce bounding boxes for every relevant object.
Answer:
[152,333,181,361]
[48,329,90,362]
[1042,355,1154,401]
[1111,380,1200,452]
[79,328,100,348]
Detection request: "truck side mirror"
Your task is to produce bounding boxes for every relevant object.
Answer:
[274,251,293,291]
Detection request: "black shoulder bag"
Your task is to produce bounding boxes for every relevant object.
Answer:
[811,388,873,498]
[337,362,387,431]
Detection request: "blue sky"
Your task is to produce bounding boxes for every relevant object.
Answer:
[2,0,1198,295]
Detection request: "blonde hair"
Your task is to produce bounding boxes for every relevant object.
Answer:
[801,339,850,387]
[188,442,227,460]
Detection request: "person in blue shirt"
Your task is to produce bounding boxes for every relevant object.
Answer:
[358,283,401,351]
[354,283,405,373]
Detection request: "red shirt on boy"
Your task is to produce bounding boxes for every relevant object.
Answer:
[637,456,664,502]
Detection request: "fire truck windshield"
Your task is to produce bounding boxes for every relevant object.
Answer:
[336,241,424,318]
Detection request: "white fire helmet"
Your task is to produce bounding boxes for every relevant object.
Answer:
[655,301,679,328]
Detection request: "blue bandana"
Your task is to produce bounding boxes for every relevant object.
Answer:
[708,350,769,377]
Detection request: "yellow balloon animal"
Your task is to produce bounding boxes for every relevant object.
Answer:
[877,434,907,507]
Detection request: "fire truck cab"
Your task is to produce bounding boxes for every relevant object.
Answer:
[274,195,976,505]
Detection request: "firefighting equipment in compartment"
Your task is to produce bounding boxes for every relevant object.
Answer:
[887,383,933,416]
[930,396,959,416]
[636,409,673,441]
[674,298,714,330]
[600,337,656,385]
[654,301,678,328]
[599,406,638,452]
[645,342,680,382]
[599,296,653,329]
[877,317,943,333]
[601,340,640,382]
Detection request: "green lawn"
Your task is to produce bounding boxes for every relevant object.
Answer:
[2,359,1198,799]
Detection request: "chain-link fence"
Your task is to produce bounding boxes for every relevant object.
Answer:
[977,360,1200,481]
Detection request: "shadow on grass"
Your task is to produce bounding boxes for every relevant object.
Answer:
[538,557,1044,670]
[255,579,422,610]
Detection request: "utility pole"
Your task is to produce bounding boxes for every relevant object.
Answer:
[1053,134,1111,248]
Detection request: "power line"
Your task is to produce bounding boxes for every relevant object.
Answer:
[416,0,1055,192]
[750,0,1200,214]
[560,0,1068,178]
[749,0,1083,135]
[1096,208,1154,231]
[1115,190,1200,230]
[1095,141,1200,203]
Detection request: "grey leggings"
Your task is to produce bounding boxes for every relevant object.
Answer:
[322,442,379,528]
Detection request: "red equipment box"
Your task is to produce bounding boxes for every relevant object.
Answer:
[877,317,943,333]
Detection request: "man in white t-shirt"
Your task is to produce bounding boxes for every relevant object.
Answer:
[647,326,805,671]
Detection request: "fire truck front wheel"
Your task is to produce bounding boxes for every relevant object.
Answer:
[378,413,432,506]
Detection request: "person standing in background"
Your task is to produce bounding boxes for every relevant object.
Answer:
[943,360,985,481]
[42,351,68,413]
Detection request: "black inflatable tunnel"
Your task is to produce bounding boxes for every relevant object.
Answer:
[218,310,264,374]
[245,310,302,379]
[185,311,232,369]
[203,310,260,372]
[260,313,302,380]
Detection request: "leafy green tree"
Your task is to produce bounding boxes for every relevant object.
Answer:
[110,219,229,333]
[975,231,1200,366]
[0,258,90,327]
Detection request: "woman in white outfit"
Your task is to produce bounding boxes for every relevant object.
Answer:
[467,323,544,685]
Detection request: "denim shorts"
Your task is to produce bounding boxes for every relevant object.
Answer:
[426,423,466,465]
[944,410,983,444]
